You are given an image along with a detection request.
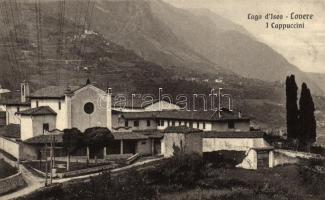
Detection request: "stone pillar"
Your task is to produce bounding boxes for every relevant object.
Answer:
[269,150,274,168]
[151,139,155,156]
[103,147,107,158]
[64,87,73,129]
[120,140,124,154]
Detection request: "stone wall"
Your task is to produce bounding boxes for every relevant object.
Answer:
[0,172,25,195]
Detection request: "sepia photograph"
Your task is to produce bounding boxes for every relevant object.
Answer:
[0,0,324,199]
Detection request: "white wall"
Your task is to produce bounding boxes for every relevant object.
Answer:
[32,115,56,137]
[20,116,33,141]
[4,105,30,125]
[163,133,185,158]
[20,115,56,141]
[157,119,212,131]
[31,99,66,130]
[0,136,20,159]
[203,138,269,152]
[70,86,107,132]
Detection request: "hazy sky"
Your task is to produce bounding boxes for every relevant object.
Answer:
[165,0,325,73]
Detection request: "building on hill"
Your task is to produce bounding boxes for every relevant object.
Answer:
[0,80,274,169]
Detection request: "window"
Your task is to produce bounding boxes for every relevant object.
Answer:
[17,107,20,112]
[167,120,170,126]
[228,121,235,129]
[197,122,199,129]
[147,120,151,127]
[172,120,175,126]
[84,102,94,114]
[43,123,49,133]
[58,101,61,110]
[189,121,193,128]
[36,101,39,107]
[161,120,165,126]
[203,122,206,129]
[156,119,160,126]
[125,120,129,127]
[134,120,139,127]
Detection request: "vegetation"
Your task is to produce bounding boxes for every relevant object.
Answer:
[62,128,84,171]
[299,83,317,149]
[62,127,114,170]
[286,74,299,139]
[285,75,317,150]
[18,152,325,200]
[0,159,17,179]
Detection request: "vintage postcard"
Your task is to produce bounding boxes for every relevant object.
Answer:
[0,0,324,199]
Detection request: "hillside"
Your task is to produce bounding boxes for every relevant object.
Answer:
[0,0,325,131]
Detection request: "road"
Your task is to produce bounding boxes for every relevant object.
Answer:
[1,157,163,200]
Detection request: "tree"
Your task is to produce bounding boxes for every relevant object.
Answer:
[84,127,114,162]
[299,83,316,150]
[62,128,84,171]
[285,75,299,139]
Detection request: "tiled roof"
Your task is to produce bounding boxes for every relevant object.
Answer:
[0,91,31,106]
[16,106,57,116]
[120,112,157,119]
[24,133,63,144]
[29,85,81,99]
[112,132,148,140]
[118,110,249,122]
[202,131,265,138]
[0,124,21,139]
[164,126,202,134]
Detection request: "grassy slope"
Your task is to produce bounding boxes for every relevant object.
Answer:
[17,164,325,200]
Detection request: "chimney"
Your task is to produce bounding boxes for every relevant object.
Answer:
[21,81,30,103]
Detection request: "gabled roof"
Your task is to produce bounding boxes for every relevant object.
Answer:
[202,131,265,138]
[16,106,57,116]
[0,91,30,106]
[0,124,21,139]
[24,133,63,144]
[112,132,148,140]
[28,85,81,99]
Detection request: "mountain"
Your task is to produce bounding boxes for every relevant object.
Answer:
[0,0,324,130]
[308,73,325,93]
[147,0,323,95]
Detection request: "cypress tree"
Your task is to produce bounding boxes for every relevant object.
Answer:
[285,75,299,139]
[298,83,316,149]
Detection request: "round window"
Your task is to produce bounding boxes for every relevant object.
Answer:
[84,102,94,114]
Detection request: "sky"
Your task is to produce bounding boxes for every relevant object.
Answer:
[165,0,325,73]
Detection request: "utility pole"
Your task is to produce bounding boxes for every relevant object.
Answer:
[44,143,48,186]
[50,135,53,184]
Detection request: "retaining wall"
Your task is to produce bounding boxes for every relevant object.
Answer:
[0,172,25,195]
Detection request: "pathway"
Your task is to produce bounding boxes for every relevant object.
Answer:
[1,157,163,200]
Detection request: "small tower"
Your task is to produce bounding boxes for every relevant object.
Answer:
[21,81,30,103]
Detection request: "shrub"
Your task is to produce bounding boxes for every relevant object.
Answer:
[203,151,246,168]
[147,152,205,187]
